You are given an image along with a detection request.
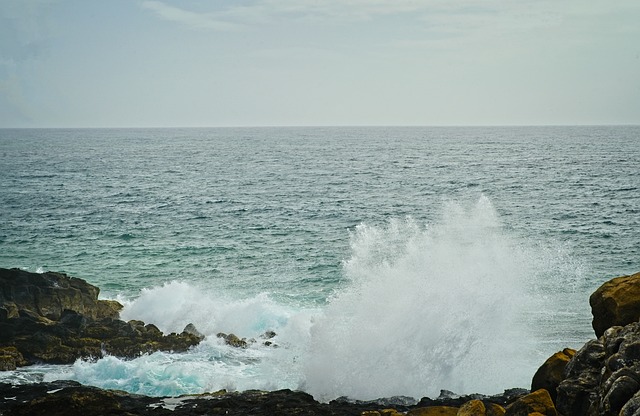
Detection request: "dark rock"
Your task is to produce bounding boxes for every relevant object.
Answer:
[556,320,640,416]
[556,339,606,416]
[417,389,527,409]
[217,332,248,348]
[0,346,26,370]
[0,268,203,368]
[0,268,122,321]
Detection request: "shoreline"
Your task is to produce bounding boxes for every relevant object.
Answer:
[2,267,640,415]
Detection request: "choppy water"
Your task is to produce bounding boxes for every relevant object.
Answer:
[0,126,639,400]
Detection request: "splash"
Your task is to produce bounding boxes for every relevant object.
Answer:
[304,195,549,400]
[33,195,586,401]
[119,282,292,337]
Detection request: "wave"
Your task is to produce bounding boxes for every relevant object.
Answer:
[31,195,587,401]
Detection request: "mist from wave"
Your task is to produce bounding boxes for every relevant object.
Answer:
[38,196,587,401]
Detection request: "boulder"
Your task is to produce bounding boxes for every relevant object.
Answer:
[457,399,486,415]
[590,272,640,338]
[504,389,558,416]
[531,348,576,403]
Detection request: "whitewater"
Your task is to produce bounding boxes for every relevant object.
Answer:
[0,126,638,401]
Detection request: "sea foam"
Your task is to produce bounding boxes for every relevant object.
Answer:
[40,195,585,401]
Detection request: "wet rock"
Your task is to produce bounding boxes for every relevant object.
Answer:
[531,348,576,403]
[182,323,204,340]
[590,271,640,338]
[0,268,203,368]
[217,332,248,348]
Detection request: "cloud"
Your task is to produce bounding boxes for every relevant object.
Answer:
[140,1,244,31]
[0,0,55,126]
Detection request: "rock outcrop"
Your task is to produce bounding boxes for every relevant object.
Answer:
[0,381,528,416]
[4,268,640,415]
[0,268,204,370]
[0,268,121,321]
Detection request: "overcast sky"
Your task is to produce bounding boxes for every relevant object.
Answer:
[1,0,639,128]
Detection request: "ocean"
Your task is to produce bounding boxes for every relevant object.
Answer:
[0,126,638,401]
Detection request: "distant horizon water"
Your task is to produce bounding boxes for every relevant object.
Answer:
[3,123,640,130]
[1,126,638,400]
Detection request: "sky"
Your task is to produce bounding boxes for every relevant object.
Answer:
[1,0,639,128]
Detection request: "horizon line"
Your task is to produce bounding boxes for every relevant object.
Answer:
[1,123,639,130]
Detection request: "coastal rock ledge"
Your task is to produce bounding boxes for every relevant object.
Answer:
[3,268,640,415]
[0,267,203,370]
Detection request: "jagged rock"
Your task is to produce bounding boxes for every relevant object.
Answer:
[556,321,640,416]
[0,268,203,368]
[182,323,204,339]
[217,332,248,348]
[556,338,605,416]
[531,348,576,403]
[590,271,640,338]
[504,389,558,416]
[0,268,122,321]
[0,346,26,370]
[416,389,526,409]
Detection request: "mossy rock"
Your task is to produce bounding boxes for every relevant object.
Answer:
[531,348,576,403]
[591,272,640,338]
[505,389,558,416]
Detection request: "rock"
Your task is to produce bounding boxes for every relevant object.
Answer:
[556,339,606,416]
[600,371,640,415]
[457,399,486,415]
[0,346,26,370]
[0,268,203,368]
[531,348,576,403]
[182,322,204,339]
[620,390,640,416]
[0,268,122,321]
[485,403,507,416]
[217,332,248,348]
[590,272,640,338]
[504,389,558,416]
[417,390,526,409]
[556,320,640,416]
[406,406,459,415]
[0,383,432,415]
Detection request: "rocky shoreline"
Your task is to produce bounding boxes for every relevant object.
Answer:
[1,267,640,415]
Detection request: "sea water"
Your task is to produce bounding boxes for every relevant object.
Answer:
[0,126,638,400]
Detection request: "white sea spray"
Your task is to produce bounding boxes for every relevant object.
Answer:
[304,196,550,400]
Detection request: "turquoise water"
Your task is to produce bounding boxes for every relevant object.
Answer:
[1,126,639,400]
